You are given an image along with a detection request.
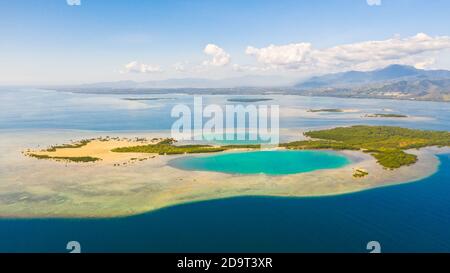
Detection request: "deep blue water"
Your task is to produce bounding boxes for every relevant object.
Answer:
[1,154,449,253]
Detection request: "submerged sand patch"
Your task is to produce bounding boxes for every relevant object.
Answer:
[0,129,443,218]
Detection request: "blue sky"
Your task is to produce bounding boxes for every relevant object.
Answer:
[1,0,450,84]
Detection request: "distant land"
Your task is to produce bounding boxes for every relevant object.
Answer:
[59,75,294,89]
[227,98,273,103]
[44,65,450,102]
[365,113,408,118]
[307,109,343,113]
[294,64,450,102]
[122,97,174,101]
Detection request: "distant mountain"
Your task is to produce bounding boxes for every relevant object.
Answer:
[296,64,450,88]
[294,65,450,102]
[74,75,293,89]
[47,65,450,102]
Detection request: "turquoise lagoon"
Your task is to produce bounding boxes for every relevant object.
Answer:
[170,150,350,175]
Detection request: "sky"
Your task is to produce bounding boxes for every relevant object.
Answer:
[1,0,450,85]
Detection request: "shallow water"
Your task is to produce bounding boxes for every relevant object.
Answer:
[0,88,449,253]
[1,88,450,131]
[170,150,350,175]
[0,154,449,253]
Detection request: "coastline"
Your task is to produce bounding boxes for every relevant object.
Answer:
[0,129,444,218]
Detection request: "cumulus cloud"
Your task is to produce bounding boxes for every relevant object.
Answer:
[203,44,231,66]
[246,43,313,68]
[121,61,162,74]
[246,33,450,72]
[367,0,381,6]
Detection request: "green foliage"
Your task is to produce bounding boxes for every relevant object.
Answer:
[370,149,417,169]
[366,113,408,118]
[307,108,343,113]
[157,138,176,145]
[112,139,264,155]
[304,125,450,150]
[281,140,358,150]
[112,139,227,155]
[221,144,262,149]
[28,154,100,162]
[353,169,369,178]
[283,126,450,169]
[111,126,449,169]
[46,139,91,152]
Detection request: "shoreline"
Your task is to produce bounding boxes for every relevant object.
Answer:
[0,157,442,220]
[0,129,445,218]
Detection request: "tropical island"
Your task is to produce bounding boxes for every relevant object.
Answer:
[9,125,448,218]
[365,113,408,118]
[27,126,450,170]
[282,126,450,169]
[227,98,273,103]
[25,136,261,164]
[307,108,344,113]
[122,97,174,101]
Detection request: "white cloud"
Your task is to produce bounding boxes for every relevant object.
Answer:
[232,64,250,72]
[246,33,450,72]
[203,44,231,66]
[367,0,381,6]
[173,62,187,72]
[414,58,436,69]
[67,0,81,6]
[246,43,312,68]
[121,61,162,74]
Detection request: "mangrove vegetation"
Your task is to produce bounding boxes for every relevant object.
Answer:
[282,125,450,169]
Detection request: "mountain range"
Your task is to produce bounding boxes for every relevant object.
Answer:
[70,75,293,89]
[49,64,450,102]
[294,64,450,101]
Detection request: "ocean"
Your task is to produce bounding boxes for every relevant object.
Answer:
[0,88,449,252]
[0,154,449,253]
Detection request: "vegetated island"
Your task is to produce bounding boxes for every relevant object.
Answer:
[353,168,369,178]
[25,136,261,164]
[281,126,450,169]
[26,126,450,170]
[227,98,273,103]
[111,138,261,155]
[307,108,344,113]
[122,97,174,101]
[25,136,161,164]
[306,108,360,113]
[27,139,100,162]
[11,125,450,218]
[365,113,408,118]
